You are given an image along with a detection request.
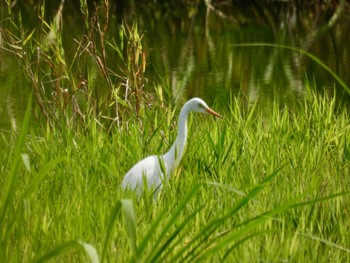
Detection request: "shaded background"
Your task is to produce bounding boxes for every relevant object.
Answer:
[1,0,350,129]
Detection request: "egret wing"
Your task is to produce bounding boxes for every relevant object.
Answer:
[122,155,163,193]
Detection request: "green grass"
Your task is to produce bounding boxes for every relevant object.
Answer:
[1,1,349,261]
[1,87,350,262]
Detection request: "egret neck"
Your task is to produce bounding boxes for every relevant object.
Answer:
[163,103,191,174]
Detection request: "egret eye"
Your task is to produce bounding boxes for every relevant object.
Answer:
[198,103,204,108]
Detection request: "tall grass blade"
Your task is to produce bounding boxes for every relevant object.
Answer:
[120,199,138,260]
[21,153,31,171]
[79,241,100,263]
[197,190,349,261]
[194,193,306,261]
[150,205,204,263]
[221,231,274,261]
[299,233,350,254]
[21,157,67,198]
[101,201,122,262]
[134,201,169,257]
[31,240,81,263]
[0,96,32,247]
[289,191,349,209]
[172,165,285,262]
[140,184,202,262]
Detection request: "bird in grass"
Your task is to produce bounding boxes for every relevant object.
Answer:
[121,97,222,196]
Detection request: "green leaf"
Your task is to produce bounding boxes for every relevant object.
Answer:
[121,199,138,260]
[0,96,32,233]
[101,201,122,263]
[140,184,202,262]
[21,153,31,172]
[79,241,100,263]
[21,157,67,198]
[31,240,80,263]
[23,29,36,46]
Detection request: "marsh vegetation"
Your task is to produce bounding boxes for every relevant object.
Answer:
[1,0,350,262]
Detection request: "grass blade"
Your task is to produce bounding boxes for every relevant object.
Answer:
[299,233,350,254]
[196,190,349,261]
[31,240,80,263]
[79,241,100,263]
[151,205,204,263]
[21,157,67,199]
[101,201,122,263]
[120,199,138,260]
[141,184,202,262]
[0,96,32,257]
[194,194,304,261]
[172,165,284,262]
[221,230,274,261]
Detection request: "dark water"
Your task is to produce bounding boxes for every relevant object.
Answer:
[1,2,350,129]
[142,8,350,109]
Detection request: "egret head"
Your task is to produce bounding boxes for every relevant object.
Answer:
[187,98,223,118]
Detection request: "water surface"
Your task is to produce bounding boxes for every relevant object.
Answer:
[1,2,349,129]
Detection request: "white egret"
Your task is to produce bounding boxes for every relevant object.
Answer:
[121,97,222,196]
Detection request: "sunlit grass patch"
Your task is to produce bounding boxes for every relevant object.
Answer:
[1,89,349,262]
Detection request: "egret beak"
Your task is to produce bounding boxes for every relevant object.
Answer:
[205,107,223,118]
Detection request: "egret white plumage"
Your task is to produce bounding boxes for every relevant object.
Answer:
[121,98,222,196]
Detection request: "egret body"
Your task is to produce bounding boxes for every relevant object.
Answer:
[121,98,222,196]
